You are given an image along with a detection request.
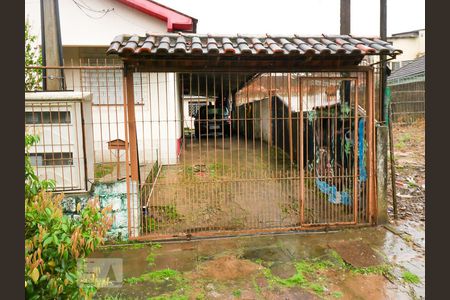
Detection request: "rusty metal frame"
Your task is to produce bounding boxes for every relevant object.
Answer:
[132,68,376,240]
[25,63,378,240]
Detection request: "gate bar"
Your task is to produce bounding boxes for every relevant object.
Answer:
[353,78,359,223]
[367,69,376,224]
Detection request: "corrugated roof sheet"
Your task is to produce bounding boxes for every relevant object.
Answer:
[389,55,425,81]
[107,33,402,57]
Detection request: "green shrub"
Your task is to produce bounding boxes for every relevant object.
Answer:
[25,134,112,299]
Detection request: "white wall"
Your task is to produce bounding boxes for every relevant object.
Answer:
[58,0,167,46]
[63,47,182,167]
[88,73,182,166]
[25,100,88,191]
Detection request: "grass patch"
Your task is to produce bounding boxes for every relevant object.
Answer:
[145,205,181,232]
[350,264,393,277]
[148,295,188,300]
[146,243,162,267]
[124,269,182,285]
[232,289,242,298]
[399,132,412,144]
[402,271,421,284]
[262,259,329,294]
[332,291,344,298]
[261,250,395,297]
[94,163,115,179]
[207,163,228,178]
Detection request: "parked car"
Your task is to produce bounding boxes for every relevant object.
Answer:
[193,105,231,138]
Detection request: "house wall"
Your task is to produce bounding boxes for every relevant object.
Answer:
[63,47,183,167]
[58,0,167,46]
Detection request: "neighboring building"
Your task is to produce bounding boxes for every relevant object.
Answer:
[387,29,425,71]
[26,0,197,189]
[388,55,425,123]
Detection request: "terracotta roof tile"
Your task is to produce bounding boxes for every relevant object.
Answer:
[107,33,402,58]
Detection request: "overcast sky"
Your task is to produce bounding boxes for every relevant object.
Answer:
[160,0,425,36]
[25,0,425,37]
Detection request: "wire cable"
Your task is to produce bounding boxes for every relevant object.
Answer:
[72,0,114,19]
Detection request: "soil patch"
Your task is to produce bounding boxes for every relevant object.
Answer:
[389,120,425,222]
[263,287,319,300]
[328,240,383,268]
[189,255,263,281]
[328,273,396,300]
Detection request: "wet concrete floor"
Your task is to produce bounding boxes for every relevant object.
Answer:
[92,223,424,299]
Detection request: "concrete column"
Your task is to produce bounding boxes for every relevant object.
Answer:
[41,0,64,90]
[376,124,389,224]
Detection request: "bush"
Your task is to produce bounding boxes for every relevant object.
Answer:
[25,135,112,299]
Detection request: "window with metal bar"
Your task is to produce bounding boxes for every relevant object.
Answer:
[81,70,148,105]
[29,152,74,166]
[25,111,71,124]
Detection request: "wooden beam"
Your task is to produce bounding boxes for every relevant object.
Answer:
[125,67,140,182]
[124,65,141,238]
[123,56,367,73]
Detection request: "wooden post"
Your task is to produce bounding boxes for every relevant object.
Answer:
[125,68,139,183]
[124,65,140,237]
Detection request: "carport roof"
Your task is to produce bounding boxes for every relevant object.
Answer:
[108,33,401,57]
[107,33,402,71]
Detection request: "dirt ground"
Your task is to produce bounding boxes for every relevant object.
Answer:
[144,135,360,236]
[388,120,425,223]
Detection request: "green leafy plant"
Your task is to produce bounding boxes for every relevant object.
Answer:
[25,134,113,299]
[25,21,42,91]
[25,135,55,201]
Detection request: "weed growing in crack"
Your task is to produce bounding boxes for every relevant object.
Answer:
[232,289,242,298]
[402,271,421,284]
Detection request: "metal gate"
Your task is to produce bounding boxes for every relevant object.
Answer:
[129,70,376,240]
[24,64,376,240]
